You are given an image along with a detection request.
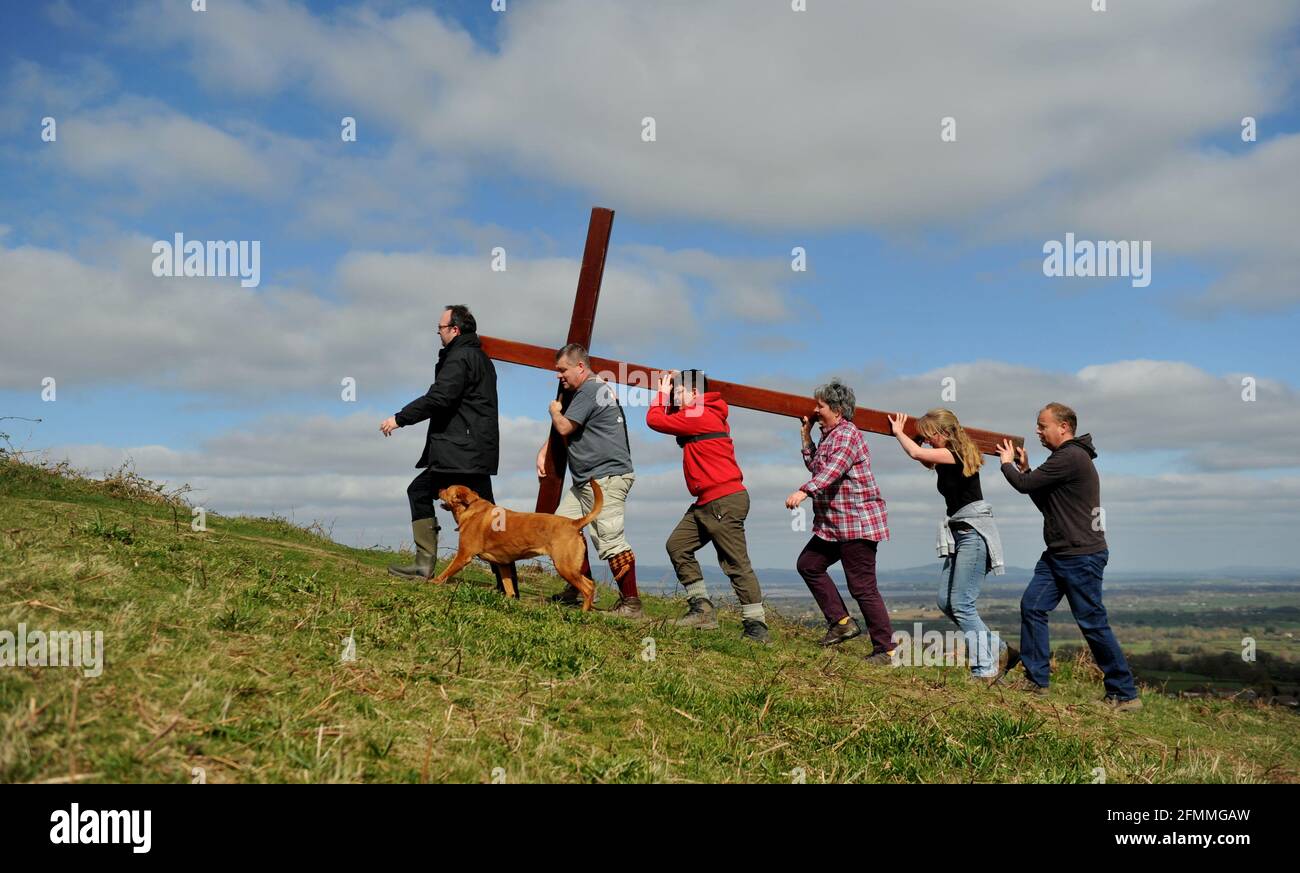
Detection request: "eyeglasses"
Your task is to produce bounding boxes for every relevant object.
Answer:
[437,322,455,333]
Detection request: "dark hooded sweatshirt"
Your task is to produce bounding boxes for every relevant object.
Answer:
[1000,434,1107,556]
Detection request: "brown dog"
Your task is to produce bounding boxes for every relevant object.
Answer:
[432,481,603,611]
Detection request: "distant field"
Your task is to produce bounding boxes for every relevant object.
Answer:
[757,580,1300,701]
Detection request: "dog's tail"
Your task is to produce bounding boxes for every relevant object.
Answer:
[572,479,604,529]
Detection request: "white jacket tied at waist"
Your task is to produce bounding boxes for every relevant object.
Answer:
[936,500,1006,576]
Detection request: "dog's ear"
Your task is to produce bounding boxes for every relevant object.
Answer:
[453,485,477,510]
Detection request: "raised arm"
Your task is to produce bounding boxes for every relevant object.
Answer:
[799,415,817,472]
[1001,447,1070,494]
[646,390,715,436]
[801,431,857,495]
[888,413,956,467]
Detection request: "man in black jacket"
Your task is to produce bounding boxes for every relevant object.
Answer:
[997,402,1140,710]
[381,305,515,592]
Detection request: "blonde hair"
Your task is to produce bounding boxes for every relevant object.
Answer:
[915,408,982,477]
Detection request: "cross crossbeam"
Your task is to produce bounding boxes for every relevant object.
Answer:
[483,206,1023,513]
[481,336,1023,456]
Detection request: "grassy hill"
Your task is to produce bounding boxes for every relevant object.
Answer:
[2,455,1296,783]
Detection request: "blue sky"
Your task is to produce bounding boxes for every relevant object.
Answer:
[3,0,1299,573]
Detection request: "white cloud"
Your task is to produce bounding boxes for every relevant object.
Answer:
[6,91,468,241]
[618,245,794,325]
[0,57,117,134]
[125,0,1300,307]
[748,358,1300,474]
[58,102,276,194]
[0,237,794,395]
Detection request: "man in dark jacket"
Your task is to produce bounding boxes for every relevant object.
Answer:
[381,305,515,592]
[997,402,1139,709]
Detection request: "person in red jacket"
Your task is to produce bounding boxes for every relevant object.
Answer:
[647,369,770,643]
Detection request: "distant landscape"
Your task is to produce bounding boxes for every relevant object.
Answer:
[637,564,1300,707]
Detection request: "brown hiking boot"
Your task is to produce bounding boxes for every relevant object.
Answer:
[999,644,1022,676]
[864,647,900,667]
[673,597,719,629]
[976,644,1023,686]
[1102,695,1143,712]
[603,595,646,620]
[818,618,861,647]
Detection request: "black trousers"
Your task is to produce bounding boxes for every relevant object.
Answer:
[406,468,498,523]
[405,468,518,596]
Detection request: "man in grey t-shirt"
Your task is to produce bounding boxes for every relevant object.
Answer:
[562,367,634,483]
[537,343,641,617]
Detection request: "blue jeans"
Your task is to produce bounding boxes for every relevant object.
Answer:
[939,528,1003,677]
[1020,549,1137,699]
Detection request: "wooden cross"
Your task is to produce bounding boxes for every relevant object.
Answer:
[481,207,1023,513]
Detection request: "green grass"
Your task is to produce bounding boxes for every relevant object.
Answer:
[2,455,1297,783]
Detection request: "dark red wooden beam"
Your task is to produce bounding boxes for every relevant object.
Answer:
[535,207,615,512]
[482,336,1024,455]
[566,208,614,347]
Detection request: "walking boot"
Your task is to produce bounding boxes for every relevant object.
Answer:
[388,518,438,579]
[673,597,720,629]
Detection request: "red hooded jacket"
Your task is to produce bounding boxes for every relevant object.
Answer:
[646,390,746,506]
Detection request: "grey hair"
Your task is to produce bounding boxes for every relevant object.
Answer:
[814,379,855,420]
[555,343,591,367]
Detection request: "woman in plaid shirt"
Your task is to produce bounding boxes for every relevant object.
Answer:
[785,379,897,663]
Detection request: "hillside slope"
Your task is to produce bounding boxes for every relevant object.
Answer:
[2,457,1296,783]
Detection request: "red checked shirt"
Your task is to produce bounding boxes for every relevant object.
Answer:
[800,417,890,543]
